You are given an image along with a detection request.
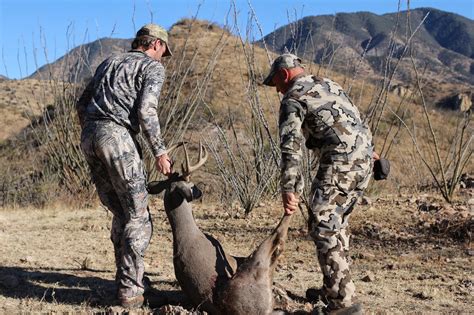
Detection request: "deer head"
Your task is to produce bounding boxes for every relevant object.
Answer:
[148,141,208,203]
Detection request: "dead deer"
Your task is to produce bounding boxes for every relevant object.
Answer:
[217,214,291,315]
[148,142,291,315]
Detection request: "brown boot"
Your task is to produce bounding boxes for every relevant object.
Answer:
[119,294,144,308]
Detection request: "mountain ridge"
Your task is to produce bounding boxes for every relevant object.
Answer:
[258,8,473,86]
[28,8,474,83]
[24,8,473,103]
[28,38,131,81]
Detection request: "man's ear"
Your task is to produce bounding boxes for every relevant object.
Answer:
[153,39,161,51]
[281,68,291,83]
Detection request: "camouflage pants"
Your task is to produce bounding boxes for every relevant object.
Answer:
[308,152,372,309]
[81,121,152,299]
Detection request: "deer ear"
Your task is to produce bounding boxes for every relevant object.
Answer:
[147,181,168,195]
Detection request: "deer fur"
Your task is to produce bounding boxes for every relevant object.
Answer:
[148,143,291,315]
[151,173,238,313]
[217,214,291,315]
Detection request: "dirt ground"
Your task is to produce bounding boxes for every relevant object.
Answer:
[0,193,472,314]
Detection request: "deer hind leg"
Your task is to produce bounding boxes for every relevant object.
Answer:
[249,215,292,268]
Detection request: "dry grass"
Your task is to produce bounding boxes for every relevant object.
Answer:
[163,19,281,126]
[0,190,472,314]
[0,79,54,141]
[0,13,472,315]
[0,18,471,313]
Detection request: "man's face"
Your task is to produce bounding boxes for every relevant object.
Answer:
[153,39,167,61]
[272,68,289,94]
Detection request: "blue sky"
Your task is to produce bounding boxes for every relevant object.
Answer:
[1,0,473,79]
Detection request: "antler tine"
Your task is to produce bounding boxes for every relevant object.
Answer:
[197,141,203,160]
[186,141,208,174]
[166,142,185,155]
[181,142,191,176]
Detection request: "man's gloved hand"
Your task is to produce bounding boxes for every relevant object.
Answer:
[282,192,299,215]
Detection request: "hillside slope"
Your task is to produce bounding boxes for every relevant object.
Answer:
[0,18,471,207]
[28,38,131,82]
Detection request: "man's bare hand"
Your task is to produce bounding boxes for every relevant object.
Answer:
[372,151,380,161]
[282,192,299,215]
[156,153,173,176]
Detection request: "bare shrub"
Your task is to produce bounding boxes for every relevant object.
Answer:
[1,13,235,208]
[143,17,234,182]
[2,1,471,209]
[205,2,281,214]
[374,6,473,202]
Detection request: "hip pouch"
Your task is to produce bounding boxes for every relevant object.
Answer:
[373,158,390,180]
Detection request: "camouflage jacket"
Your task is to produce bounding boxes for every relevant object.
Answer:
[76,50,167,157]
[279,74,373,193]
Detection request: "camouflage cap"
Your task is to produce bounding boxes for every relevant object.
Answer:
[263,53,303,86]
[136,23,172,57]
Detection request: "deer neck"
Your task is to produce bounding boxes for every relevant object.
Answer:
[164,194,201,242]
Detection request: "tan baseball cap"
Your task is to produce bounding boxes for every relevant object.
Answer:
[263,53,303,86]
[136,23,172,57]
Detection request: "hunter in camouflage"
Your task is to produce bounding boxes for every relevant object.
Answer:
[264,53,373,314]
[76,23,172,308]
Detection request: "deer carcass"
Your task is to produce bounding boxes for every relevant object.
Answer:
[148,142,291,315]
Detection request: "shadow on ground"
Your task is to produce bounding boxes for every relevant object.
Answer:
[0,266,187,309]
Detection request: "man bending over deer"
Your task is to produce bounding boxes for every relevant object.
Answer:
[263,53,373,315]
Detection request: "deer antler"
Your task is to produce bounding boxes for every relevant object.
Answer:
[165,142,185,155]
[182,141,208,180]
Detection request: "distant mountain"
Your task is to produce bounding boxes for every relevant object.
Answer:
[28,38,131,82]
[0,74,9,81]
[25,8,473,96]
[258,8,474,85]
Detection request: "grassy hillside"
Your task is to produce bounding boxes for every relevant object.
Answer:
[0,13,471,315]
[0,79,54,141]
[0,18,472,209]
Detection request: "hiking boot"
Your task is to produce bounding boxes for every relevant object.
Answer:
[327,303,363,315]
[310,305,327,315]
[306,287,326,303]
[119,294,144,308]
[143,275,152,293]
